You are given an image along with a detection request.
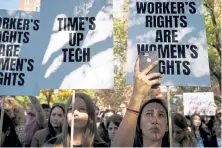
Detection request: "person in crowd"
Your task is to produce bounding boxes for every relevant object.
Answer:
[190,113,212,147]
[202,115,214,134]
[98,110,104,119]
[13,104,26,146]
[216,112,222,121]
[42,103,51,122]
[185,115,192,132]
[119,102,127,117]
[0,96,16,120]
[172,113,197,147]
[107,114,123,146]
[112,58,169,147]
[0,96,26,146]
[31,103,65,147]
[211,118,222,147]
[0,108,22,147]
[47,93,107,147]
[95,106,101,127]
[24,96,46,147]
[97,109,115,143]
[95,106,99,118]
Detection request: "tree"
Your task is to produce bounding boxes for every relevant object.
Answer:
[94,1,133,108]
[51,89,72,104]
[40,89,72,105]
[40,89,54,105]
[204,0,221,91]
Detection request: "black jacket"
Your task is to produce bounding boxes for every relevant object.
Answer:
[209,135,219,147]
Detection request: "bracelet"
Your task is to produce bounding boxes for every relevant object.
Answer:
[127,107,139,115]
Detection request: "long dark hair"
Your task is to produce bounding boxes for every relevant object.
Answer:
[107,114,123,128]
[134,98,169,147]
[172,113,196,147]
[106,114,122,143]
[44,103,65,144]
[201,115,214,132]
[212,118,221,135]
[190,113,211,146]
[98,109,115,143]
[61,93,104,147]
[0,108,22,147]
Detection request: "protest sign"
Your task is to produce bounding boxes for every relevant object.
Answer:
[183,92,216,116]
[0,9,40,95]
[126,0,211,87]
[34,0,114,89]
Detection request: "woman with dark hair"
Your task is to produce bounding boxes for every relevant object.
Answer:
[0,108,22,147]
[190,113,212,147]
[210,119,222,147]
[106,114,123,146]
[51,93,107,147]
[202,115,214,134]
[112,58,169,147]
[97,109,115,143]
[133,99,169,147]
[31,103,65,147]
[172,113,196,147]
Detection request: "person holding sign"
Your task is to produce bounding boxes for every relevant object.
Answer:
[49,93,107,147]
[112,58,169,147]
[24,96,46,147]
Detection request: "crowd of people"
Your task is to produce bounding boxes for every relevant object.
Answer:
[0,58,221,147]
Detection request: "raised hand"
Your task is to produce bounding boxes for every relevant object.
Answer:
[132,57,162,98]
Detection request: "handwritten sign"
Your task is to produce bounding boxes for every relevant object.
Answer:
[183,92,216,116]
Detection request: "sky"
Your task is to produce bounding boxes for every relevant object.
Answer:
[0,0,19,10]
[0,0,124,15]
[113,0,124,18]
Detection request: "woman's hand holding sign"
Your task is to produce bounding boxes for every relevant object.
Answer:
[112,57,162,147]
[132,57,162,100]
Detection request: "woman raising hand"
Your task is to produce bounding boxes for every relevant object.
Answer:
[112,58,169,147]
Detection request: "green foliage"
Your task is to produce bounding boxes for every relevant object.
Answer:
[204,0,221,91]
[84,90,95,99]
[16,96,30,108]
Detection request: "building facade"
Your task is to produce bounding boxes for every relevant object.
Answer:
[19,0,40,11]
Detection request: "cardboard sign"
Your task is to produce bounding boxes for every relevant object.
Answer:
[34,0,114,89]
[0,9,40,95]
[183,92,216,115]
[126,0,211,87]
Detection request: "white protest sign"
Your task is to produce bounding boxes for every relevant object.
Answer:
[126,0,211,87]
[34,0,114,89]
[183,92,216,116]
[0,10,40,95]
